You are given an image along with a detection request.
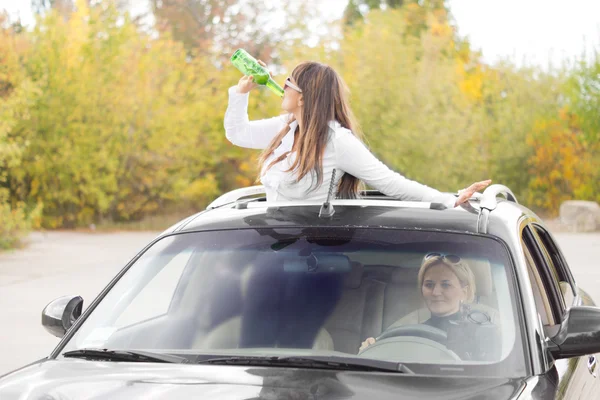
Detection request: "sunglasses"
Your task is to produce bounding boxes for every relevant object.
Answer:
[284,77,302,93]
[424,252,462,264]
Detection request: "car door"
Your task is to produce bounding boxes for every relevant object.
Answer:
[521,223,600,399]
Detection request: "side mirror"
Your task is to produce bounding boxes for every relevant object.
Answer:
[41,295,84,338]
[550,306,600,359]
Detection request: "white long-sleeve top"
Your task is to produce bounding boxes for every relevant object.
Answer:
[224,86,457,208]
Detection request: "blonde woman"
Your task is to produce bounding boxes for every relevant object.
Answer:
[225,61,490,205]
[360,253,500,361]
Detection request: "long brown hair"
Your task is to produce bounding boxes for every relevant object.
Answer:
[257,62,365,199]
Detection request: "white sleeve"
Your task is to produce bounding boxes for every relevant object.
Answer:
[224,86,288,149]
[334,131,457,209]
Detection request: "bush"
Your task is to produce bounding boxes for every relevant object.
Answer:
[0,193,42,250]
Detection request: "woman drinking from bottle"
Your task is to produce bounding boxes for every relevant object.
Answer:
[224,60,490,206]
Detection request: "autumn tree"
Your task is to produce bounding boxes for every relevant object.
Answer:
[150,0,320,63]
[343,0,445,28]
[31,0,75,15]
[526,52,600,214]
[0,14,42,247]
[0,0,595,240]
[565,54,600,144]
[330,6,564,201]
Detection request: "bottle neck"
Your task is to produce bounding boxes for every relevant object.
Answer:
[266,77,284,97]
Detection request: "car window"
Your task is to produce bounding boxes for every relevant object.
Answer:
[532,224,576,306]
[114,249,192,328]
[521,225,565,323]
[72,236,193,349]
[522,243,553,326]
[63,228,526,378]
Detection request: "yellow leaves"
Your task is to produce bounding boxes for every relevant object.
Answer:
[0,199,43,248]
[0,26,42,242]
[0,2,231,227]
[458,65,484,102]
[558,106,582,131]
[429,20,452,38]
[181,174,220,208]
[238,161,254,174]
[235,175,254,188]
[526,115,598,215]
[404,3,425,30]
[0,0,595,233]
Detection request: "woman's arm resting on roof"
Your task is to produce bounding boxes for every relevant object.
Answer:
[335,132,458,208]
[224,85,288,149]
[455,180,492,205]
[335,132,491,208]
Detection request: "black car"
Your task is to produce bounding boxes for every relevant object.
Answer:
[1,184,599,399]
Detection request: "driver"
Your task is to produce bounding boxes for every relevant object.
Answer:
[359,253,500,361]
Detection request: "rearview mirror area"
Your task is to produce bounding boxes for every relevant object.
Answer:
[550,306,600,360]
[41,295,84,338]
[283,253,352,274]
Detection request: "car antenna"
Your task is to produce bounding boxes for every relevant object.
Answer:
[319,169,336,218]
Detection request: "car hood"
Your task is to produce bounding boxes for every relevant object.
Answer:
[0,359,526,399]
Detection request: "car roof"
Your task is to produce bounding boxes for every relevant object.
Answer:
[163,185,528,237]
[177,203,480,233]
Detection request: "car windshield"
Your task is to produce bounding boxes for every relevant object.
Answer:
[61,227,526,377]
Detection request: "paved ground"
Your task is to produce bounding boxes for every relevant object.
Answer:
[551,233,600,301]
[0,230,599,376]
[0,231,160,375]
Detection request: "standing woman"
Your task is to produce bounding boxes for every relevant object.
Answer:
[224,61,490,206]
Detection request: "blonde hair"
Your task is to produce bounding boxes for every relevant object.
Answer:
[417,256,476,303]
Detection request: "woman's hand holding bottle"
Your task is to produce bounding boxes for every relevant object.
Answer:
[237,60,271,94]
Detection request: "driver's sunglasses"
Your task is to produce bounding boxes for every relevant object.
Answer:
[424,253,461,264]
[284,77,302,93]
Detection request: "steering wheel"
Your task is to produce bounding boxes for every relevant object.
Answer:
[359,324,460,362]
[376,324,447,343]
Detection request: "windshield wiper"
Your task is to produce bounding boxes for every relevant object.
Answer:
[62,349,189,364]
[196,355,412,373]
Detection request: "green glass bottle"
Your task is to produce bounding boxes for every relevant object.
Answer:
[230,49,284,97]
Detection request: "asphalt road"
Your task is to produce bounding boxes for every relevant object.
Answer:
[0,231,160,375]
[0,230,599,375]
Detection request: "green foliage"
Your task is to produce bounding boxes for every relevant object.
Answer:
[1,0,287,232]
[0,197,42,249]
[526,51,600,215]
[150,0,321,63]
[343,0,364,27]
[328,8,563,199]
[527,117,587,213]
[0,17,43,248]
[566,53,600,144]
[343,0,445,27]
[0,0,597,247]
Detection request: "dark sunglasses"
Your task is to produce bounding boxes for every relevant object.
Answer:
[424,252,461,264]
[284,77,302,93]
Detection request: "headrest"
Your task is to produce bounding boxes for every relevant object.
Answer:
[463,258,493,297]
[343,261,364,289]
[391,267,419,285]
[242,257,361,295]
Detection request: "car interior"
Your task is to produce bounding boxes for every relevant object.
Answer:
[102,247,513,364]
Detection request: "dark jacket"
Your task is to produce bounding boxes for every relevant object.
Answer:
[424,309,501,361]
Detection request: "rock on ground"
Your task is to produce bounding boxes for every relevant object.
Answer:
[559,200,600,232]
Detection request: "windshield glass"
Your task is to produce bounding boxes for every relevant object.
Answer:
[61,228,526,376]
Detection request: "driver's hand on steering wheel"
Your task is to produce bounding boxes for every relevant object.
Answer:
[359,337,376,352]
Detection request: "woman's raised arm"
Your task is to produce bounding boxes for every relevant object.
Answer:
[224,86,288,150]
